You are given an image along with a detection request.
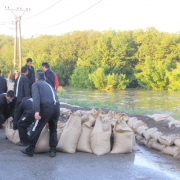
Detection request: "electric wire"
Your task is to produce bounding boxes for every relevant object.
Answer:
[42,0,103,29]
[23,0,63,20]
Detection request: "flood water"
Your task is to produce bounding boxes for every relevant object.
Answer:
[62,87,180,117]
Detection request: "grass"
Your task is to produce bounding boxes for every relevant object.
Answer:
[57,87,180,119]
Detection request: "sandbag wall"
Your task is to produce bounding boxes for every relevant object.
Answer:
[127,114,180,159]
[57,108,138,155]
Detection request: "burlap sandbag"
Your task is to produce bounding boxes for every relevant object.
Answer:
[136,125,148,135]
[132,120,145,132]
[57,114,81,153]
[132,133,139,151]
[158,134,177,146]
[35,126,50,153]
[147,114,174,121]
[111,119,133,154]
[5,118,20,144]
[60,108,72,118]
[114,113,129,123]
[127,117,138,129]
[142,128,158,142]
[90,114,111,155]
[174,139,180,148]
[77,114,96,153]
[147,139,166,151]
[151,131,162,141]
[161,146,179,156]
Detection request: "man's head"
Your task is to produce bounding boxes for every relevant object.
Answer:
[35,72,45,82]
[5,90,14,102]
[21,66,28,75]
[42,62,50,72]
[26,58,33,67]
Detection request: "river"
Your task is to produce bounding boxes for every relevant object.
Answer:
[61,87,180,118]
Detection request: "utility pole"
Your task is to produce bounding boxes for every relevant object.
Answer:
[5,6,30,72]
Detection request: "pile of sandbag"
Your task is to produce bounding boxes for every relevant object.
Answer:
[5,108,137,156]
[127,114,180,159]
[56,108,137,155]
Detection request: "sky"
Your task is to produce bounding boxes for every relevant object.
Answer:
[0,0,180,38]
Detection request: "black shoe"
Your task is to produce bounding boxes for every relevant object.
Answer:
[20,149,33,157]
[49,151,56,157]
[17,142,29,146]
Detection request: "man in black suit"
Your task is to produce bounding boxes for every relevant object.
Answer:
[25,58,35,94]
[0,70,7,94]
[0,90,17,128]
[14,66,30,104]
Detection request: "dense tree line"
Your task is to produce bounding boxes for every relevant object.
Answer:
[1,27,180,90]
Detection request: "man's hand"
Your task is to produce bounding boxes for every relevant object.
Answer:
[9,117,13,121]
[35,112,41,120]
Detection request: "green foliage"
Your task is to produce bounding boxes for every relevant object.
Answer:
[1,28,180,91]
[69,66,93,88]
[89,67,106,89]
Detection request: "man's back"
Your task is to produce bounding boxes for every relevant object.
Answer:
[0,76,7,94]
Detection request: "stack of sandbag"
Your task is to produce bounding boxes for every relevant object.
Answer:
[5,118,20,144]
[128,114,180,159]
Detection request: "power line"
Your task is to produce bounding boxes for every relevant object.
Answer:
[42,0,103,29]
[23,0,63,20]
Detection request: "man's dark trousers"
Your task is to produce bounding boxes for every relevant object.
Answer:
[26,103,60,154]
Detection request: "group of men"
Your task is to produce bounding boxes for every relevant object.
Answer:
[0,58,60,157]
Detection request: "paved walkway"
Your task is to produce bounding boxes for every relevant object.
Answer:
[0,129,180,180]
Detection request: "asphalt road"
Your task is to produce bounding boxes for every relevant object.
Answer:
[0,129,180,180]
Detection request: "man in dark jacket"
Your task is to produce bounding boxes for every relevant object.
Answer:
[25,58,35,94]
[20,72,60,157]
[0,90,17,128]
[0,70,7,94]
[13,97,35,146]
[14,66,30,104]
[42,62,55,89]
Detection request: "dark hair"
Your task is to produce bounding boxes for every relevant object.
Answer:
[35,72,45,80]
[21,66,28,73]
[42,62,50,68]
[36,69,43,73]
[26,58,32,63]
[6,90,14,98]
[0,70,1,74]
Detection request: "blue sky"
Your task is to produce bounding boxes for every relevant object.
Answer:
[0,0,180,38]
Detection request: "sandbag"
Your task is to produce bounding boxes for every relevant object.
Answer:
[111,119,133,154]
[77,114,96,153]
[158,134,177,146]
[142,128,158,142]
[147,139,166,151]
[132,120,145,132]
[60,108,72,118]
[57,114,81,153]
[35,126,50,153]
[90,114,111,155]
[161,146,179,156]
[132,133,139,151]
[136,125,148,135]
[5,118,20,144]
[114,113,129,123]
[147,114,174,121]
[127,117,138,129]
[174,139,180,148]
[151,131,162,141]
